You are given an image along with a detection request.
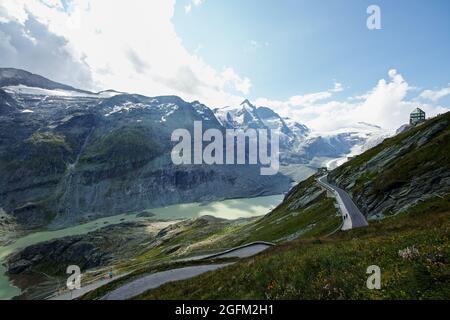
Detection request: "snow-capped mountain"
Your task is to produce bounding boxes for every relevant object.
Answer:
[214,99,311,164]
[313,122,394,154]
[0,88,19,115]
[0,68,292,229]
[1,68,391,168]
[306,122,394,169]
[215,99,309,139]
[0,68,91,94]
[0,68,122,98]
[396,123,412,135]
[213,99,392,167]
[0,67,394,228]
[214,99,265,129]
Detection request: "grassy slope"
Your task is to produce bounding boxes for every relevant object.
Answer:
[79,176,342,300]
[86,113,449,300]
[136,195,450,300]
[116,176,341,263]
[331,112,450,196]
[132,114,450,300]
[0,131,72,175]
[97,177,340,276]
[80,125,164,165]
[79,257,239,300]
[189,176,341,251]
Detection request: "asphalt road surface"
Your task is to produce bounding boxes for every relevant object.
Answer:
[318,175,368,230]
[101,242,273,300]
[50,242,272,300]
[49,272,132,300]
[101,264,232,300]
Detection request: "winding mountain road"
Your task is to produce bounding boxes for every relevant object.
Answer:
[49,242,273,300]
[100,242,273,300]
[317,175,368,230]
[49,272,132,300]
[101,263,232,300]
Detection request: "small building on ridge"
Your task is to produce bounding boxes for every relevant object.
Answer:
[410,108,426,126]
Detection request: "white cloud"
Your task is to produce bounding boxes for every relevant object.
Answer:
[0,12,93,89]
[1,2,448,129]
[221,67,252,95]
[0,0,248,107]
[40,0,64,10]
[256,70,449,131]
[259,82,343,108]
[247,40,269,51]
[420,85,450,102]
[185,0,204,14]
[332,82,343,92]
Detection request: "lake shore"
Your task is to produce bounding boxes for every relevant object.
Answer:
[0,194,283,300]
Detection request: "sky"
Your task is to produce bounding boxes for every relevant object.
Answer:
[0,0,449,131]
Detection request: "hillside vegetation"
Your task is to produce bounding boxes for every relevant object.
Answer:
[330,112,450,219]
[8,112,450,300]
[134,112,450,300]
[136,195,449,300]
[202,176,341,247]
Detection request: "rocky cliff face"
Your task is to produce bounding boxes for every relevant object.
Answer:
[0,68,89,93]
[213,100,388,166]
[0,94,290,229]
[0,69,293,229]
[6,220,176,275]
[329,112,450,219]
[0,89,19,115]
[0,68,391,229]
[5,216,234,299]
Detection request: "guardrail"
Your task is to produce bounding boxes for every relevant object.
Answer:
[197,241,275,261]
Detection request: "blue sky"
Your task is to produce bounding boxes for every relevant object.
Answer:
[174,0,450,102]
[0,0,449,130]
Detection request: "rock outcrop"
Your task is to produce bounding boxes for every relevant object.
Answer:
[329,113,450,219]
[0,69,291,229]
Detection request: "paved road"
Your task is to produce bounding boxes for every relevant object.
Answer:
[180,242,273,261]
[49,272,132,300]
[101,242,273,300]
[49,242,273,300]
[101,264,232,300]
[317,175,368,230]
[210,243,271,259]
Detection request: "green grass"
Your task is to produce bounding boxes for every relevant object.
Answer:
[79,257,239,300]
[224,197,340,245]
[0,131,73,176]
[135,195,450,300]
[80,125,163,165]
[72,177,342,300]
[193,176,341,249]
[78,176,341,301]
[63,114,450,300]
[331,112,450,197]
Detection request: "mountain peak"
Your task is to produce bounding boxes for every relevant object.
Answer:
[240,99,256,110]
[0,67,92,94]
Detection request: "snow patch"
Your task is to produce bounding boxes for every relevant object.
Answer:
[4,85,94,97]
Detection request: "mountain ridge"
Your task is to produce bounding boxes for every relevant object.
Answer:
[0,67,391,230]
[0,68,93,94]
[7,109,449,300]
[126,110,450,300]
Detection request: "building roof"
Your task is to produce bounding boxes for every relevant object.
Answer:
[411,107,425,114]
